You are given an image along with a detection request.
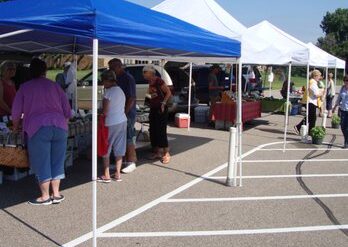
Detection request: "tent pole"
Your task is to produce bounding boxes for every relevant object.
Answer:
[188,62,193,131]
[237,59,243,186]
[334,67,337,94]
[268,66,272,97]
[306,63,310,140]
[283,62,292,152]
[92,38,99,247]
[324,66,329,122]
[229,64,233,93]
[72,37,78,113]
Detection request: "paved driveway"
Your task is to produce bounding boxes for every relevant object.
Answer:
[0,113,347,247]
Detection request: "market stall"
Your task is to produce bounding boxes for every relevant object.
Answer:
[212,100,261,129]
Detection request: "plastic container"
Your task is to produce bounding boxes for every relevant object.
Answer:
[290,104,300,116]
[194,106,210,123]
[175,113,190,128]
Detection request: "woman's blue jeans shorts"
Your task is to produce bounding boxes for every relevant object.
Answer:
[27,126,68,183]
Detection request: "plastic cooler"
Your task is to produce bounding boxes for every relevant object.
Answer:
[194,106,210,123]
[175,113,190,128]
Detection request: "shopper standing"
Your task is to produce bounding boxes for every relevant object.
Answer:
[98,70,127,182]
[0,61,17,117]
[12,58,71,205]
[108,58,137,173]
[326,73,335,118]
[295,70,324,135]
[143,65,172,164]
[333,75,348,148]
[208,64,223,126]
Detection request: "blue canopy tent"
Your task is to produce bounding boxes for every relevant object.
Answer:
[0,0,241,246]
[0,0,240,60]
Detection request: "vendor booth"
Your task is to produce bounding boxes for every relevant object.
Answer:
[0,0,241,246]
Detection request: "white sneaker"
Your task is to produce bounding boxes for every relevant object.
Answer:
[122,162,136,173]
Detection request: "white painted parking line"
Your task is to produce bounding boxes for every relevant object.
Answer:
[99,224,348,238]
[206,174,348,180]
[164,194,348,203]
[259,148,346,151]
[63,141,286,247]
[242,159,348,163]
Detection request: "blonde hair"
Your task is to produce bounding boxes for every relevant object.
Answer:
[0,61,16,77]
[310,69,321,79]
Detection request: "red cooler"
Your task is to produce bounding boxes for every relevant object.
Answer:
[175,113,190,128]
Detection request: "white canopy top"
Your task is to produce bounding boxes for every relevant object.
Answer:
[306,42,332,68]
[306,43,346,69]
[241,20,309,65]
[153,0,247,40]
[154,1,309,66]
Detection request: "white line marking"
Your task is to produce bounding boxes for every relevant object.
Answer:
[63,141,289,247]
[259,148,345,151]
[206,174,348,179]
[164,194,348,203]
[99,225,348,238]
[242,159,348,163]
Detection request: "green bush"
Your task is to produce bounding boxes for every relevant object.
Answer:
[332,114,341,125]
[310,126,326,139]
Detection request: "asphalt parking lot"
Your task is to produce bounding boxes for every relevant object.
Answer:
[0,112,347,247]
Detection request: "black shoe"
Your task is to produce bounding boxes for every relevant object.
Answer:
[28,198,52,206]
[51,195,65,204]
[343,144,348,149]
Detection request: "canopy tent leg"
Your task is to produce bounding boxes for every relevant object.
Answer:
[306,63,310,140]
[322,67,329,127]
[283,62,292,152]
[268,66,273,97]
[187,62,193,131]
[229,64,234,93]
[92,38,99,247]
[334,67,337,93]
[237,60,243,186]
[72,37,78,113]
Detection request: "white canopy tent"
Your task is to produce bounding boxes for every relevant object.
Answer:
[241,21,309,65]
[153,0,247,40]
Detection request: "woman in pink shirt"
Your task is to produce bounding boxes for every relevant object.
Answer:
[12,58,72,206]
[0,61,17,117]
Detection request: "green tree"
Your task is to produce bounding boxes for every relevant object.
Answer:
[317,8,348,68]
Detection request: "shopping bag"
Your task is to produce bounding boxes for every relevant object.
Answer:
[97,115,109,157]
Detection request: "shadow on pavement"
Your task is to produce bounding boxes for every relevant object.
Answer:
[0,133,213,209]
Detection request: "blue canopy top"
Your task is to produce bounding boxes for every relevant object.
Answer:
[0,0,240,61]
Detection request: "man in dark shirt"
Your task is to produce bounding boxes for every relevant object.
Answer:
[208,64,224,125]
[109,58,137,173]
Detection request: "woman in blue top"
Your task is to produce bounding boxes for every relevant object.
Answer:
[333,75,348,148]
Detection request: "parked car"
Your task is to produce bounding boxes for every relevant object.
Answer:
[242,65,263,93]
[77,64,198,113]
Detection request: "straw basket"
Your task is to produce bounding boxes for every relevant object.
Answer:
[0,133,29,168]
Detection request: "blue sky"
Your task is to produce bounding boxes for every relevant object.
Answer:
[127,0,348,43]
